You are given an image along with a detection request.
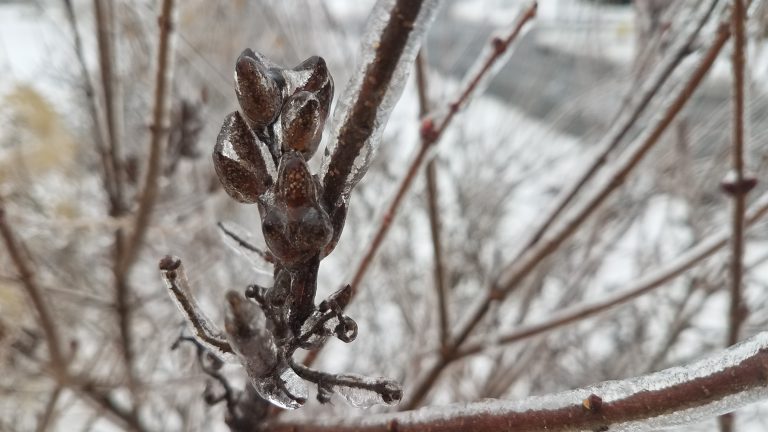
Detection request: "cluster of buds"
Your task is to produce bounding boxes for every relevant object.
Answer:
[163,49,401,415]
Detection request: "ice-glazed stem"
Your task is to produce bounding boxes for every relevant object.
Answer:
[320,0,440,254]
[269,333,768,432]
[158,256,234,360]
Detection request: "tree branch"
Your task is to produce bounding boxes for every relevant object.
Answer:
[457,188,768,360]
[320,0,438,255]
[114,0,176,396]
[268,333,768,432]
[415,51,450,349]
[403,18,732,410]
[721,1,750,430]
[347,0,537,316]
[515,0,719,255]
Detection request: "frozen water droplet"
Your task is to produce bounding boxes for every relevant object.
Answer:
[252,362,308,410]
[331,374,403,408]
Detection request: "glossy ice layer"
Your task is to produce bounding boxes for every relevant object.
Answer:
[320,0,441,205]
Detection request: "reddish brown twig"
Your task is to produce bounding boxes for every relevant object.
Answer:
[302,2,537,370]
[517,0,719,255]
[268,334,768,432]
[721,1,751,431]
[348,0,537,310]
[416,51,450,348]
[112,0,176,405]
[0,203,68,378]
[321,0,433,254]
[456,189,768,360]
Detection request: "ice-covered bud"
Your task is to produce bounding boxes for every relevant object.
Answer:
[280,91,325,159]
[223,291,307,410]
[261,152,332,263]
[290,56,334,110]
[212,111,276,203]
[223,291,276,363]
[235,49,284,128]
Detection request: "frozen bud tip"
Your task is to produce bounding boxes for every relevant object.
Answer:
[159,255,181,271]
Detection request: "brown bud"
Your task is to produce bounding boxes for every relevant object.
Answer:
[234,49,283,128]
[212,111,276,203]
[280,91,325,159]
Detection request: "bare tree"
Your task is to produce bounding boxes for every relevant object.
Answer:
[2,0,768,431]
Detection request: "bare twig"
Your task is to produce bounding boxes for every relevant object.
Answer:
[403,20,732,410]
[113,0,176,397]
[269,333,768,432]
[61,0,115,209]
[456,188,768,360]
[415,51,449,348]
[93,0,125,218]
[0,203,68,377]
[348,0,537,305]
[721,1,750,431]
[517,0,720,255]
[36,384,62,432]
[321,0,434,254]
[120,0,177,272]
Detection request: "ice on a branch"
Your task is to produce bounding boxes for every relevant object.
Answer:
[331,374,403,408]
[320,0,441,204]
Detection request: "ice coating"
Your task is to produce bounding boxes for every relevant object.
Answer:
[251,360,308,410]
[159,257,236,363]
[234,49,284,129]
[331,374,403,408]
[279,91,325,159]
[320,0,441,206]
[217,221,273,276]
[261,152,332,264]
[223,291,278,372]
[454,7,535,113]
[213,111,277,203]
[382,332,768,430]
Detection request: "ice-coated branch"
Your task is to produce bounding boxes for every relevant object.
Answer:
[721,2,751,430]
[268,333,768,432]
[404,18,732,411]
[320,0,440,254]
[516,0,719,254]
[159,255,234,360]
[457,188,768,359]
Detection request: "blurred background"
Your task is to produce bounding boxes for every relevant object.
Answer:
[2,0,768,430]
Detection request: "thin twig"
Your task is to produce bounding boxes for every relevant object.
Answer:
[348,0,537,305]
[415,51,450,348]
[119,0,177,273]
[113,0,176,398]
[721,1,749,431]
[321,0,433,254]
[455,188,768,360]
[36,384,62,432]
[61,0,115,209]
[301,3,537,370]
[0,203,67,377]
[93,0,125,217]
[269,333,768,432]
[403,20,732,410]
[517,0,720,255]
